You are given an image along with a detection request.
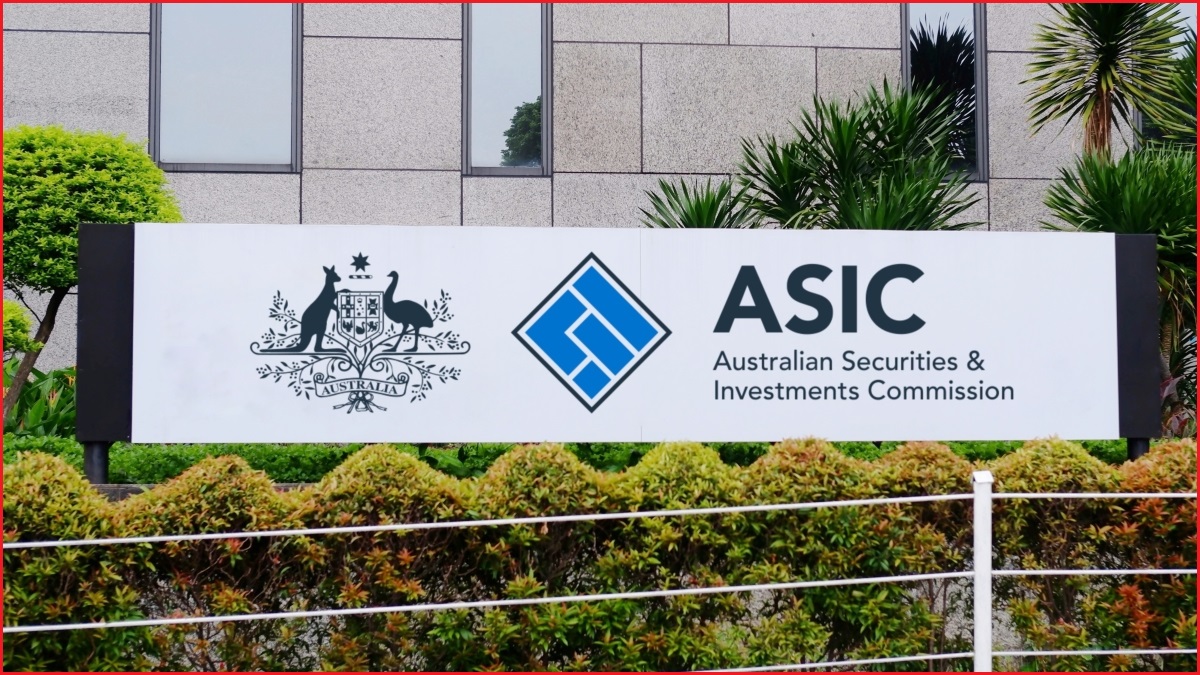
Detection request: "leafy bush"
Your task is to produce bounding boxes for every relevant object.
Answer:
[640,177,760,229]
[2,435,1174,486]
[3,359,77,437]
[1143,30,1197,147]
[3,299,41,357]
[3,454,154,671]
[2,433,85,468]
[997,440,1196,672]
[738,83,980,230]
[108,442,375,485]
[3,439,1194,671]
[119,456,309,671]
[640,83,980,230]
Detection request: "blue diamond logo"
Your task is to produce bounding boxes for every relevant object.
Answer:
[514,253,670,411]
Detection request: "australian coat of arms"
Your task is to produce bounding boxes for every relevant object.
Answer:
[250,253,470,413]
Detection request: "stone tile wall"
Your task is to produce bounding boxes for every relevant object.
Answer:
[2,2,1108,366]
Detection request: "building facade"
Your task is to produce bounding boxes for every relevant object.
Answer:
[3,3,1189,368]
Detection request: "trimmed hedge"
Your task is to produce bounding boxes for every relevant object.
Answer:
[3,439,1195,672]
[2,435,1143,484]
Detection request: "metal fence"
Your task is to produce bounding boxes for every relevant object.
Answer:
[3,470,1196,672]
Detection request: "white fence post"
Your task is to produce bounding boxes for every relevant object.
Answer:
[973,470,995,672]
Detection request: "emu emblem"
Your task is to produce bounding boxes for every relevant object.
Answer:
[250,252,470,413]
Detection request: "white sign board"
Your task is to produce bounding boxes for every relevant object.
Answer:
[129,224,1124,443]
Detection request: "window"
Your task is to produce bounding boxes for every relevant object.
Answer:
[902,4,988,181]
[463,4,552,176]
[150,3,300,172]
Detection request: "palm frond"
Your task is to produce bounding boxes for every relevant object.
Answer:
[640,177,761,229]
[1024,2,1188,153]
[735,82,981,231]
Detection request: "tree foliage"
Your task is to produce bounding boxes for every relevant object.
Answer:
[500,97,542,167]
[3,300,41,358]
[1024,2,1188,155]
[1,125,182,419]
[2,125,182,292]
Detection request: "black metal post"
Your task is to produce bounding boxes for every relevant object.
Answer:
[83,441,111,484]
[1127,438,1150,462]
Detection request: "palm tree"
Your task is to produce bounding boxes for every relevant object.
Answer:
[1024,3,1187,156]
[738,82,981,230]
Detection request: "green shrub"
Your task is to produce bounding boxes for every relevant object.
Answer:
[997,440,1196,672]
[1,435,1174,487]
[640,177,761,229]
[570,441,651,471]
[119,456,307,671]
[108,442,373,484]
[293,444,471,670]
[711,441,771,465]
[2,454,153,671]
[3,299,41,357]
[738,83,981,230]
[3,359,77,437]
[3,439,1195,671]
[2,434,84,468]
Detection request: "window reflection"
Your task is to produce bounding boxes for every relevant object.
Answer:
[468,3,544,169]
[158,3,294,166]
[908,4,977,174]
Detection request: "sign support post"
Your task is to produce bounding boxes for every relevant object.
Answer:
[76,223,135,483]
[83,442,111,484]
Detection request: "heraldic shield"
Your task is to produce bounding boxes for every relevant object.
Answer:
[336,291,384,346]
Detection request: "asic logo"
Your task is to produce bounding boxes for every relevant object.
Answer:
[514,254,670,411]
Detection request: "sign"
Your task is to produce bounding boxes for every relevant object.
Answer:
[76,223,1160,444]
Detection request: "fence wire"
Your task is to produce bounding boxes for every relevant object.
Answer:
[3,483,1195,672]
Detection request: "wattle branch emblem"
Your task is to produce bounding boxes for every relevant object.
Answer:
[250,253,469,413]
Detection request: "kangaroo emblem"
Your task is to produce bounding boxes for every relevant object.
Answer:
[251,252,470,413]
[271,265,341,352]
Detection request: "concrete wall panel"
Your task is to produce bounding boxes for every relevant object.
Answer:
[554,3,727,44]
[304,38,461,170]
[304,3,460,39]
[302,170,460,226]
[730,3,900,48]
[816,47,900,103]
[642,45,815,173]
[168,173,301,224]
[3,32,149,143]
[463,177,552,227]
[2,3,148,33]
[553,42,642,172]
[553,172,727,228]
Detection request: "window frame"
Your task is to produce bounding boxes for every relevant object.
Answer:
[900,3,989,183]
[149,3,303,174]
[461,3,553,177]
